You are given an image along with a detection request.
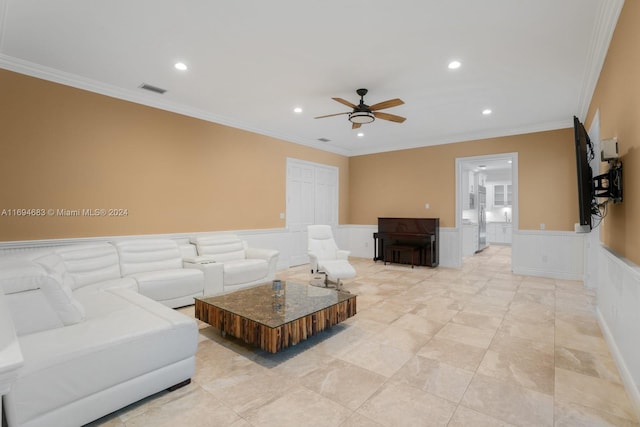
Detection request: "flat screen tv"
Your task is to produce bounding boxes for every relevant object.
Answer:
[573,116,595,230]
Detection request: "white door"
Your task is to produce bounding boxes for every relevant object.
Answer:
[286,159,338,266]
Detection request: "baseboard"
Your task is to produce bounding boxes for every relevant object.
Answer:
[511,266,583,281]
[596,307,640,421]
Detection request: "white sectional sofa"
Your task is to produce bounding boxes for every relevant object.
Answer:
[0,235,279,427]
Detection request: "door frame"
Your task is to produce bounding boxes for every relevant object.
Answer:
[285,158,339,266]
[455,152,519,268]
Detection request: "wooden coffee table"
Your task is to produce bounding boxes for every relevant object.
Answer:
[194,281,357,353]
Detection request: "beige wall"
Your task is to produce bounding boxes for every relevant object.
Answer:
[349,129,577,230]
[0,70,349,241]
[586,0,640,265]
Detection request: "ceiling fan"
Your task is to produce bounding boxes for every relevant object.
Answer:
[314,88,406,129]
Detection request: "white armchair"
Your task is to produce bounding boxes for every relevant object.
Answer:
[307,225,356,289]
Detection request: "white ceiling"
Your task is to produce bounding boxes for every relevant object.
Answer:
[0,0,623,156]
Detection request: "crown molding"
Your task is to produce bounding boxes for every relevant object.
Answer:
[349,119,573,156]
[576,0,624,120]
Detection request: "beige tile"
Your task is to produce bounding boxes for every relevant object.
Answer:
[466,293,511,309]
[391,312,445,336]
[266,347,334,379]
[336,339,414,378]
[340,412,385,427]
[478,286,516,302]
[243,387,352,427]
[556,292,597,315]
[372,323,432,353]
[555,346,623,384]
[506,300,555,324]
[435,323,496,349]
[555,367,637,422]
[477,346,554,395]
[390,355,474,403]
[193,347,267,387]
[461,374,554,426]
[410,304,459,323]
[554,400,640,427]
[310,323,370,358]
[555,318,611,356]
[461,301,509,318]
[358,382,456,427]
[417,337,487,372]
[450,311,503,332]
[512,288,556,307]
[448,405,517,427]
[124,387,242,427]
[490,329,554,356]
[201,369,297,415]
[301,359,386,410]
[356,300,411,324]
[555,278,591,294]
[497,317,555,345]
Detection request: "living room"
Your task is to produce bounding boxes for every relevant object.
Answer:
[1,1,639,426]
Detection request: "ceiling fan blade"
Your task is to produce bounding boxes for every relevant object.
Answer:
[373,111,406,123]
[332,97,357,109]
[314,112,350,119]
[369,98,404,111]
[352,122,362,129]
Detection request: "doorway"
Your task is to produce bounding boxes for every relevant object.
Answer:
[286,158,339,266]
[455,153,518,268]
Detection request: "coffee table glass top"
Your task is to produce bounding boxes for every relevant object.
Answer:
[195,281,355,328]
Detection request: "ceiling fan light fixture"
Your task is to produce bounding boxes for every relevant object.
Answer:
[349,111,375,124]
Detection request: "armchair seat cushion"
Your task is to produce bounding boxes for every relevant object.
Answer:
[319,260,356,282]
[223,259,268,286]
[128,269,203,302]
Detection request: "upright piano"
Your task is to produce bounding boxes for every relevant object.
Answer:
[373,217,439,267]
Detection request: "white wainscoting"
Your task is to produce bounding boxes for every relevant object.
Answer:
[594,245,640,418]
[511,230,585,280]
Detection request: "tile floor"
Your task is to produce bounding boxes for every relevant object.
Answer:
[90,245,639,426]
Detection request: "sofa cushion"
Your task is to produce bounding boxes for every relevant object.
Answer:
[114,239,183,276]
[38,273,86,326]
[0,260,85,326]
[52,243,122,290]
[223,259,268,286]
[0,260,47,295]
[190,235,246,262]
[127,269,203,302]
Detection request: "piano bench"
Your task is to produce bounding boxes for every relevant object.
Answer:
[384,245,420,268]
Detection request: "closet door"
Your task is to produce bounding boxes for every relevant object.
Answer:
[286,159,338,266]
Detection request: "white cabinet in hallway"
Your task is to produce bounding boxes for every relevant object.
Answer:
[487,222,512,244]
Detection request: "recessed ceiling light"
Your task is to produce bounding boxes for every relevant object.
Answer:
[448,60,461,70]
[357,132,364,137]
[482,109,492,115]
[174,62,188,71]
[507,160,512,164]
[293,107,303,114]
